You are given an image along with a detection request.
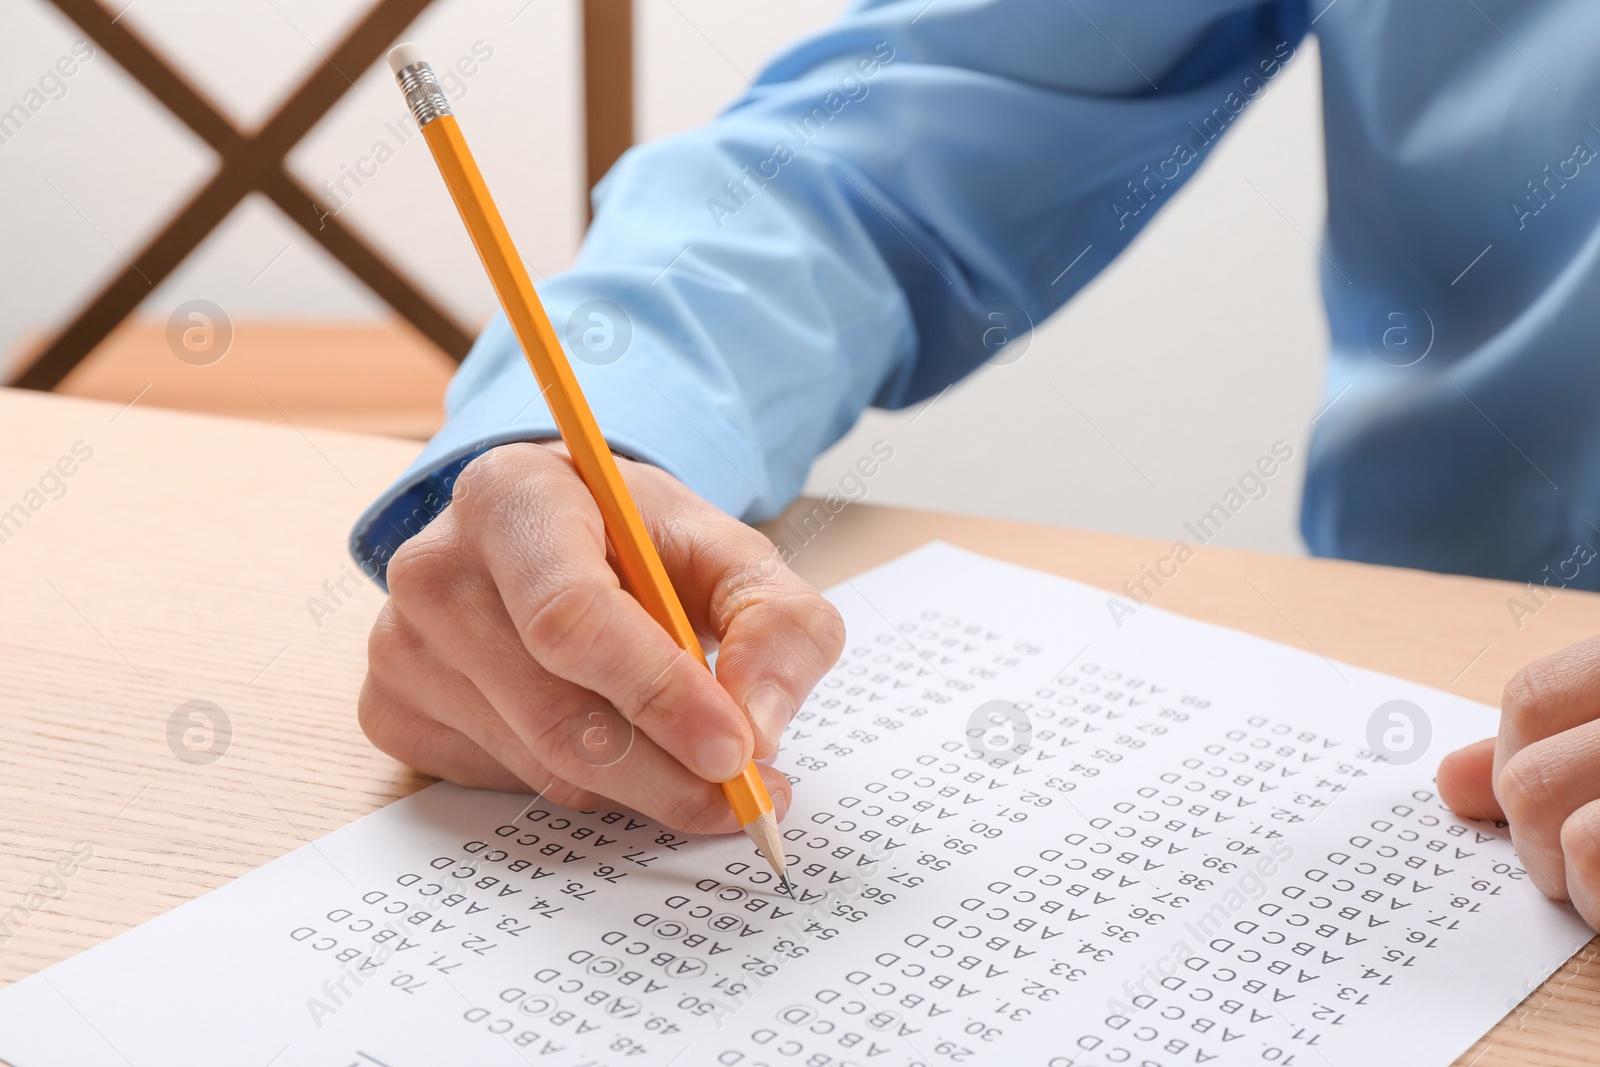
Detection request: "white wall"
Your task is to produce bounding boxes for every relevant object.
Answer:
[1,0,1326,556]
[809,36,1328,558]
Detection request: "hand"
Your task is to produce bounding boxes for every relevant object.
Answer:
[358,441,845,833]
[1438,637,1600,928]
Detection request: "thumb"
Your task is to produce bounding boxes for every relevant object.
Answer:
[1437,737,1505,822]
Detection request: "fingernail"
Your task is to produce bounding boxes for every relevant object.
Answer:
[747,683,794,751]
[695,735,746,782]
[774,790,790,822]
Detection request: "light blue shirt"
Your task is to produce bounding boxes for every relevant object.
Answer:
[352,0,1600,594]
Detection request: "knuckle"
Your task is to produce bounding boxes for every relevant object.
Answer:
[1502,647,1590,735]
[657,786,727,834]
[463,441,531,485]
[356,676,417,760]
[521,580,611,665]
[1497,671,1536,739]
[366,607,423,679]
[1561,805,1600,887]
[795,596,848,663]
[523,702,604,783]
[1501,666,1545,734]
[710,554,787,625]
[746,592,848,669]
[712,553,846,666]
[1496,746,1561,826]
[624,650,691,731]
[386,531,457,604]
[355,677,387,741]
[455,444,563,520]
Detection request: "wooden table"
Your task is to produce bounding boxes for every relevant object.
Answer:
[0,386,1595,1065]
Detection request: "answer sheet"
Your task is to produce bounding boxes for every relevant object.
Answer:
[0,543,1589,1067]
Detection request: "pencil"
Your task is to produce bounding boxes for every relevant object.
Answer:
[386,43,793,897]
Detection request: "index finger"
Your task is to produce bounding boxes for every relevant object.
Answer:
[1494,636,1600,785]
[1492,637,1600,895]
[627,466,846,759]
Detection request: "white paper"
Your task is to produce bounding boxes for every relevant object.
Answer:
[0,543,1588,1067]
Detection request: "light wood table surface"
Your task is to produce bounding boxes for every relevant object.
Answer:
[1,386,1596,1065]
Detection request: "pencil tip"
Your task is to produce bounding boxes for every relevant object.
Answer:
[780,871,796,898]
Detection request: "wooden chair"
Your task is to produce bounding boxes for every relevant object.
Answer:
[9,0,633,437]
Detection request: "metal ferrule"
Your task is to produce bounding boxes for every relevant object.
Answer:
[394,61,452,128]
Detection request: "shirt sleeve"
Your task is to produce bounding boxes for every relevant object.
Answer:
[351,0,1309,585]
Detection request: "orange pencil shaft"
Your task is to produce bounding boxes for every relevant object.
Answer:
[418,115,772,826]
[424,114,692,655]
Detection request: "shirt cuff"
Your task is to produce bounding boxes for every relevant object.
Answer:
[348,312,767,590]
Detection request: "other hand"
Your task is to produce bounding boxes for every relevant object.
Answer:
[1438,636,1600,929]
